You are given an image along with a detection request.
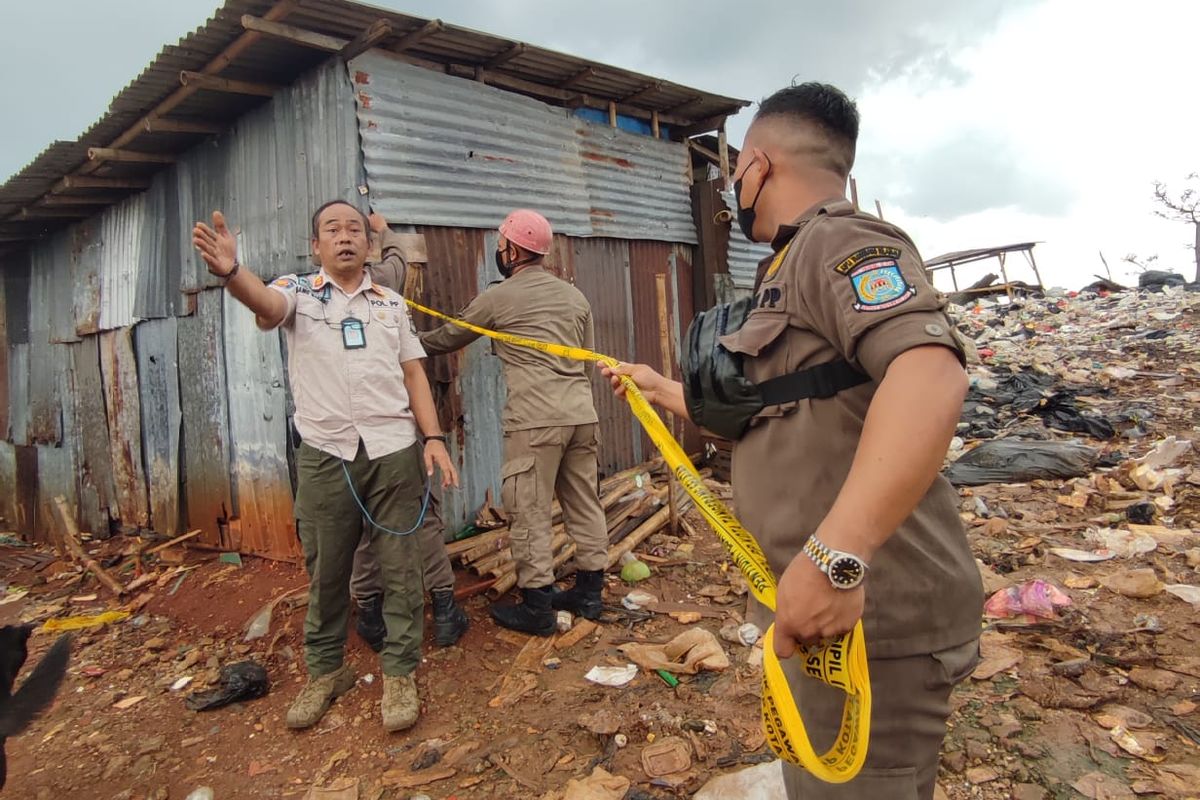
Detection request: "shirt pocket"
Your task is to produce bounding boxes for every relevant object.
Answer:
[718,295,795,421]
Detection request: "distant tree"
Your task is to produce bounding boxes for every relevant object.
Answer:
[1122,253,1158,273]
[1152,175,1200,282]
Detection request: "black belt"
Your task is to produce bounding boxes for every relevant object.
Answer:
[757,359,871,406]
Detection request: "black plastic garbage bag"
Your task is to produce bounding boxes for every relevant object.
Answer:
[945,439,1099,486]
[185,661,269,711]
[1034,392,1116,439]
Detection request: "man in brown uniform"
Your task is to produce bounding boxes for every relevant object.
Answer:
[350,212,469,651]
[420,209,609,636]
[192,201,458,734]
[605,84,982,799]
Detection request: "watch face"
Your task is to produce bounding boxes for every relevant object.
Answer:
[829,555,865,588]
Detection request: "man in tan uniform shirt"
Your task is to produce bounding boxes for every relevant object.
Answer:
[606,84,982,799]
[350,212,469,651]
[192,201,458,734]
[421,209,609,636]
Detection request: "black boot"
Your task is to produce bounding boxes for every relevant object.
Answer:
[551,569,604,620]
[431,588,470,646]
[355,594,385,653]
[490,587,556,637]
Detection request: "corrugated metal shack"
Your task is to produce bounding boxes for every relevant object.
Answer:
[0,0,751,560]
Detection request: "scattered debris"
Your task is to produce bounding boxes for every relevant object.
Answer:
[583,664,638,688]
[185,662,269,711]
[619,629,730,675]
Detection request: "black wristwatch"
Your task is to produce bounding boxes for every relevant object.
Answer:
[803,535,868,589]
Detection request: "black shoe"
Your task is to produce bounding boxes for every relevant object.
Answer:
[431,588,469,646]
[490,587,556,637]
[551,569,604,620]
[355,594,385,653]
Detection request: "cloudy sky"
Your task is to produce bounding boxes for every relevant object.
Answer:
[2,0,1196,289]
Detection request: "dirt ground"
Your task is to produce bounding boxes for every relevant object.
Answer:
[2,287,1199,800]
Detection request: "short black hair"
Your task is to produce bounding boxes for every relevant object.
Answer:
[754,83,860,176]
[311,200,368,237]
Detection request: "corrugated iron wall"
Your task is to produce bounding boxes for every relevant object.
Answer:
[721,189,773,291]
[352,51,696,245]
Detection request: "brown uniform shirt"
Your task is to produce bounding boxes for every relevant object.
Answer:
[722,198,982,658]
[420,266,599,433]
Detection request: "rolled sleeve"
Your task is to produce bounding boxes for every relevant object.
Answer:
[797,219,964,381]
[397,304,426,364]
[262,274,300,330]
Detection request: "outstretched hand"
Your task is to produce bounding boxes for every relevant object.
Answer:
[192,211,238,277]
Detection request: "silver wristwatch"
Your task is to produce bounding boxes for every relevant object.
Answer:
[803,535,868,589]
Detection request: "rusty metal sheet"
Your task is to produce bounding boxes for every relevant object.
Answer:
[570,238,638,475]
[223,295,297,559]
[0,442,16,530]
[135,318,182,536]
[0,272,7,441]
[628,241,689,452]
[72,220,103,336]
[3,250,30,346]
[7,343,29,447]
[99,328,149,528]
[69,336,115,538]
[14,445,37,540]
[97,194,145,331]
[177,289,232,547]
[134,170,183,320]
[36,444,78,542]
[25,242,65,445]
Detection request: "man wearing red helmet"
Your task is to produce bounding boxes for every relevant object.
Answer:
[420,210,609,635]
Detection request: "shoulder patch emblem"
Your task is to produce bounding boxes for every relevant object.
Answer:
[848,258,914,312]
[832,245,902,276]
[272,277,296,289]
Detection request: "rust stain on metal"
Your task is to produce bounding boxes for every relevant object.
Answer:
[358,91,372,109]
[354,70,371,85]
[99,329,149,528]
[581,151,634,169]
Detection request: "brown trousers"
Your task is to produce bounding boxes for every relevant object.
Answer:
[350,493,455,602]
[501,424,608,588]
[779,638,979,799]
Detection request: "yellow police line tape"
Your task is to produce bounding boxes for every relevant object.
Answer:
[405,297,871,783]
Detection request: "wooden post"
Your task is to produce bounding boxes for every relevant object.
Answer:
[52,496,126,596]
[87,147,176,165]
[874,199,884,220]
[651,110,660,139]
[1027,249,1044,289]
[717,124,730,190]
[998,252,1013,300]
[608,101,618,128]
[849,176,860,210]
[655,274,679,535]
[1098,250,1113,281]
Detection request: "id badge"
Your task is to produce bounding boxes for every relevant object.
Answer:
[341,317,366,349]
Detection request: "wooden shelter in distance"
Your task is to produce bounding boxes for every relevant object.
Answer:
[924,242,1044,302]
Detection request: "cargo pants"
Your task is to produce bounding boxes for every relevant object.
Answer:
[501,423,608,588]
[295,441,424,678]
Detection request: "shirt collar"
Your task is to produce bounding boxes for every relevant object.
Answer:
[769,196,854,252]
[316,268,381,297]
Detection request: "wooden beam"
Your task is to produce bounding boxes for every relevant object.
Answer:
[651,110,660,139]
[84,0,299,160]
[484,42,525,68]
[179,71,281,97]
[687,138,720,167]
[88,147,176,165]
[15,208,93,221]
[142,118,224,135]
[717,125,730,189]
[388,19,441,55]
[675,114,727,138]
[53,175,150,192]
[39,194,129,207]
[340,18,395,60]
[619,81,661,106]
[241,14,346,52]
[608,101,618,128]
[557,66,594,89]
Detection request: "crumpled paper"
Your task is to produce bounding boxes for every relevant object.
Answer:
[617,628,730,674]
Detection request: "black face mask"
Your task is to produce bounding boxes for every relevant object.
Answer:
[495,248,513,278]
[734,155,770,242]
[495,247,536,279]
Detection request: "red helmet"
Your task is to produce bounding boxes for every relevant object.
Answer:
[499,209,553,255]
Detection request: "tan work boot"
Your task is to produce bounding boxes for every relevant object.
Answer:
[381,674,420,732]
[286,665,356,729]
